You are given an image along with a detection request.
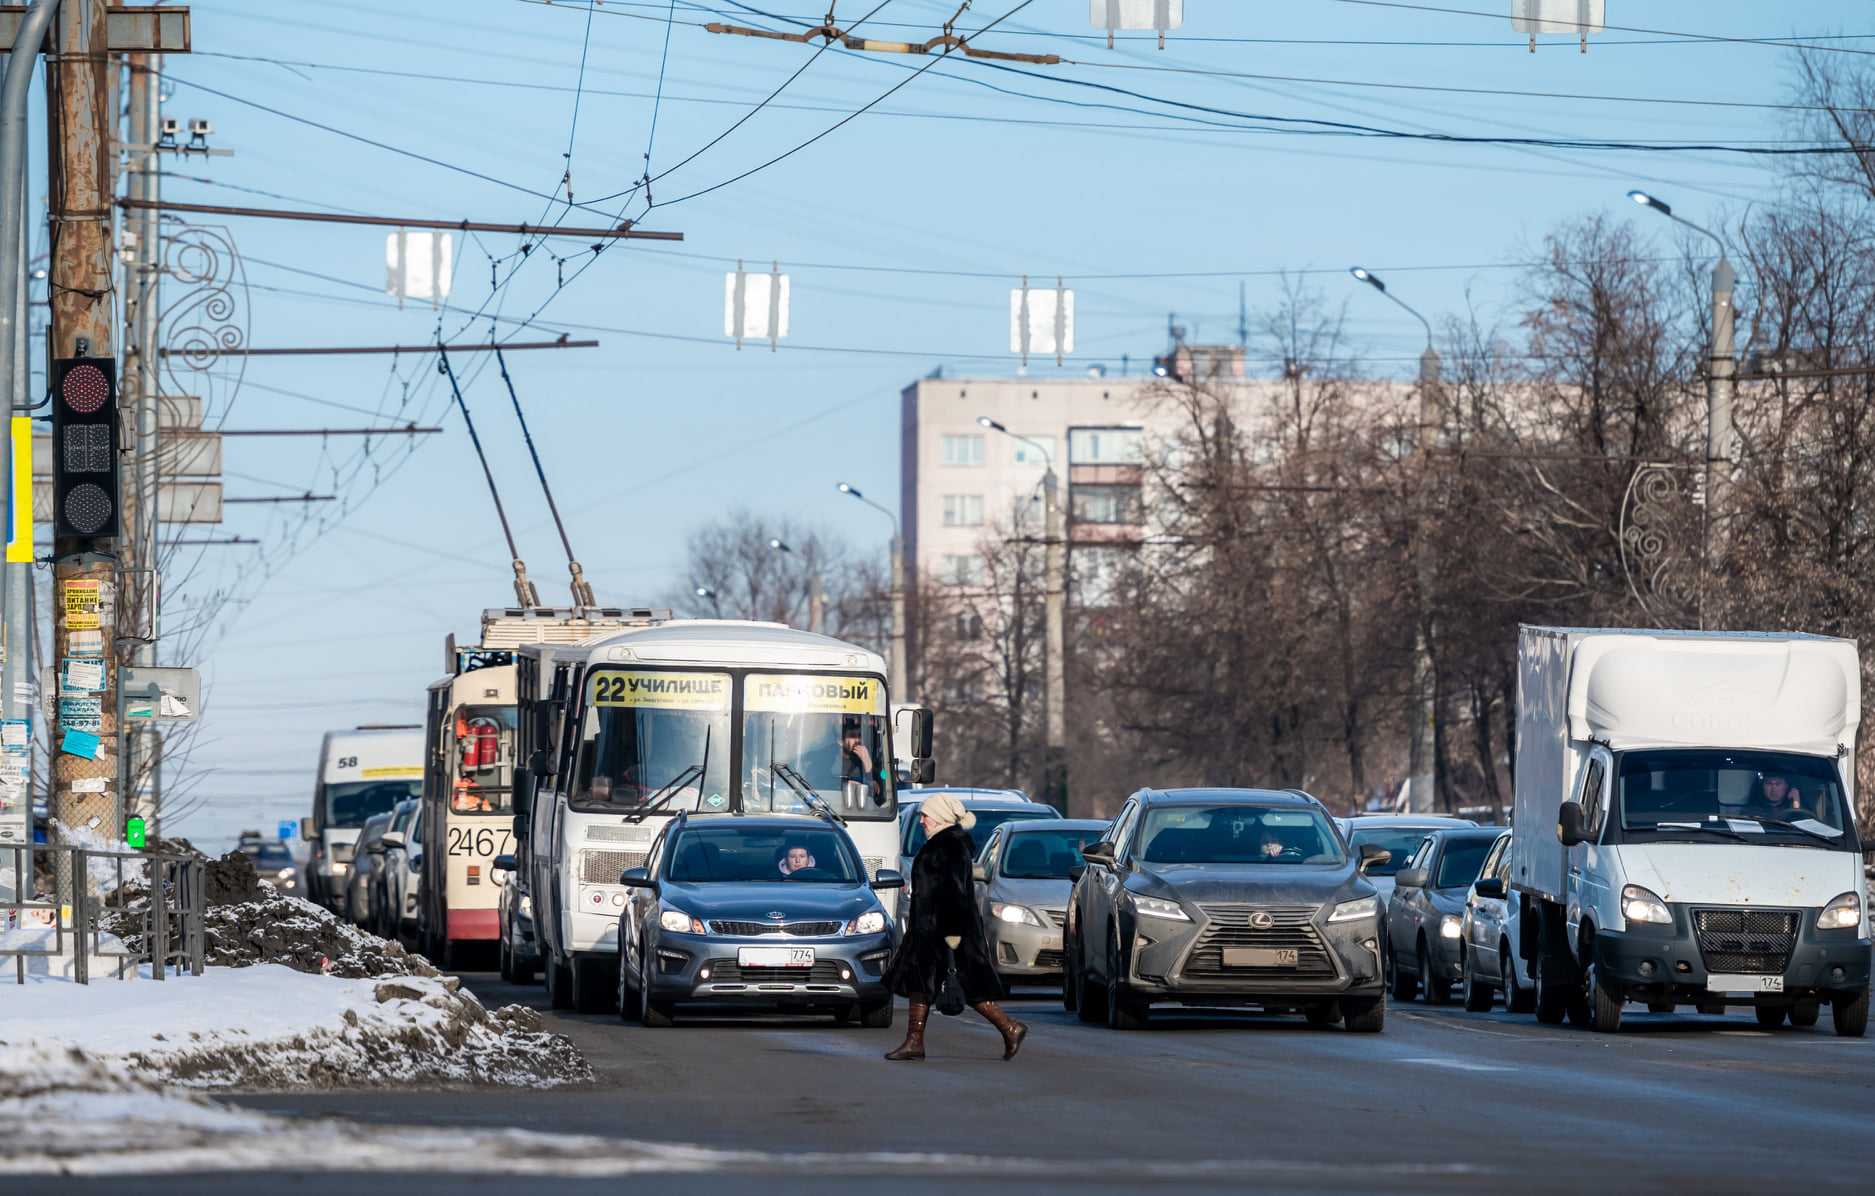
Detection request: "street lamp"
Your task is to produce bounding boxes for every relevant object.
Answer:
[1625,188,1735,630]
[693,585,722,618]
[768,537,824,634]
[835,482,907,699]
[1349,265,1442,814]
[976,415,1069,814]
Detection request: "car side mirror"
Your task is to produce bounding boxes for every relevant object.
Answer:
[1557,801,1587,847]
[1079,842,1115,869]
[1473,877,1505,900]
[299,816,315,842]
[1395,867,1429,890]
[871,868,905,891]
[380,832,406,851]
[619,866,655,888]
[971,863,988,883]
[1357,844,1391,875]
[493,853,517,874]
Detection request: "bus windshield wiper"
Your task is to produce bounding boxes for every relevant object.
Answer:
[772,762,847,826]
[624,727,711,824]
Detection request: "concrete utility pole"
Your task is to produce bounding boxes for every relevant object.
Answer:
[976,419,1068,814]
[122,48,160,831]
[1350,267,1440,814]
[836,482,908,701]
[769,538,824,634]
[48,0,118,841]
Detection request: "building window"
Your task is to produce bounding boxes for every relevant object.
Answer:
[954,611,984,640]
[1071,483,1142,525]
[1011,434,1056,467]
[940,554,984,585]
[941,434,984,466]
[1068,427,1143,465]
[942,494,985,527]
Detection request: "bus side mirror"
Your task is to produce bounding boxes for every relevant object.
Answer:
[512,814,530,842]
[529,743,553,781]
[299,816,315,842]
[514,766,536,818]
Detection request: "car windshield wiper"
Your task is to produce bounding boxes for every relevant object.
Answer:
[772,761,848,826]
[1715,814,1844,845]
[1645,820,1750,843]
[624,727,712,824]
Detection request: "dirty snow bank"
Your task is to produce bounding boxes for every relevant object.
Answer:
[0,962,589,1091]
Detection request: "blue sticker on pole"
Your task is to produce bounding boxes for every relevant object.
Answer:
[60,729,101,760]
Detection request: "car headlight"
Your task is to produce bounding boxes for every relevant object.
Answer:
[1620,884,1672,926]
[1327,896,1376,924]
[518,894,533,919]
[1129,895,1190,922]
[1818,891,1862,930]
[1439,914,1463,939]
[991,902,1044,927]
[275,868,296,883]
[659,908,703,934]
[847,910,887,935]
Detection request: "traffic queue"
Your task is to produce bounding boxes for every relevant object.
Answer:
[306,616,1872,1041]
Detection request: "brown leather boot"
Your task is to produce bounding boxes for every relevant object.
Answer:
[974,1001,1028,1060]
[884,1000,929,1061]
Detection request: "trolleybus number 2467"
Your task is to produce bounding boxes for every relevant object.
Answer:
[445,826,513,859]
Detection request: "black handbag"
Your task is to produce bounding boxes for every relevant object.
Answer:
[935,946,967,1016]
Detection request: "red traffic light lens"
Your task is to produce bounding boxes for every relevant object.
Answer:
[61,362,108,414]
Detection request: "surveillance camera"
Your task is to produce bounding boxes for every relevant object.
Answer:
[160,116,179,136]
[188,118,212,135]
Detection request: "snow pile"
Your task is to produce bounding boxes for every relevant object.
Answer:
[200,890,443,978]
[0,963,589,1091]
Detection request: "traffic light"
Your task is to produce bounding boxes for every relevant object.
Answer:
[50,355,119,542]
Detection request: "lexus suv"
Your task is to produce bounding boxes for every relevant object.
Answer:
[616,813,903,1027]
[1067,788,1390,1032]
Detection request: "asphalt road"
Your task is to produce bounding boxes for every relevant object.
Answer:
[40,973,1875,1194]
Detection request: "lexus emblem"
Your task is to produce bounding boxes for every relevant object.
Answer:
[768,911,787,920]
[1248,911,1275,930]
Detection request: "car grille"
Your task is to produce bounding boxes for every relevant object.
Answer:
[705,958,851,984]
[1694,908,1798,975]
[1034,949,1065,970]
[1042,908,1067,928]
[708,920,843,938]
[580,849,645,885]
[863,856,885,881]
[1183,904,1336,979]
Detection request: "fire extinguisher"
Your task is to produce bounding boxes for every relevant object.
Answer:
[462,716,499,771]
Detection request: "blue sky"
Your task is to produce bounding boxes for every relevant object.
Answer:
[106,0,1855,846]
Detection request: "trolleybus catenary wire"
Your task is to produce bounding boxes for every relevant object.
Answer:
[493,345,597,608]
[437,342,543,608]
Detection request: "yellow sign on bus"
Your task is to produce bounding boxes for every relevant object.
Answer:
[745,674,883,716]
[590,671,731,710]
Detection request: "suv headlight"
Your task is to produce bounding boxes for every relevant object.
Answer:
[1620,884,1672,926]
[1327,896,1376,924]
[659,908,703,934]
[991,902,1044,927]
[1817,891,1862,931]
[1439,914,1463,939]
[847,910,887,936]
[1129,895,1190,922]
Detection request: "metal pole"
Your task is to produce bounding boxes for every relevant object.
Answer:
[125,50,159,833]
[1041,465,1067,814]
[888,536,907,700]
[1407,347,1441,814]
[1704,255,1736,630]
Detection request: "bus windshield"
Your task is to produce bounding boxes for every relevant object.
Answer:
[574,670,732,815]
[451,705,517,815]
[741,674,894,821]
[325,780,421,828]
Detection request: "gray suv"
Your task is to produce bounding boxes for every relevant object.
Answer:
[1067,788,1390,1032]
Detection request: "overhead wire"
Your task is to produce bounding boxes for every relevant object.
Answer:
[1328,0,1875,56]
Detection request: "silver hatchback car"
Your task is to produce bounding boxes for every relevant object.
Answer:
[973,818,1110,985]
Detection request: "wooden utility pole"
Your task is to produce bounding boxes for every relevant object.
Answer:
[48,0,118,839]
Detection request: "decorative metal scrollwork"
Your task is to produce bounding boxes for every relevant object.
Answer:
[158,221,249,401]
[1618,462,1704,628]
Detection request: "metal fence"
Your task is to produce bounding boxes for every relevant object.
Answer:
[0,844,206,983]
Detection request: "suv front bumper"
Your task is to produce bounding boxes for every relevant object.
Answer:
[1126,907,1384,1003]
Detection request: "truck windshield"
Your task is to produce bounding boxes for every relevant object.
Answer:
[1618,749,1859,851]
[325,780,421,828]
[573,670,733,815]
[741,674,895,821]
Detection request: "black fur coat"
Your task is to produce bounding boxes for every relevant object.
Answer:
[883,823,1004,1004]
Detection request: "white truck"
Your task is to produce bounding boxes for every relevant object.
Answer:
[302,725,425,918]
[1510,627,1870,1035]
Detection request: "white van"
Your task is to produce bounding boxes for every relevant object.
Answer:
[302,725,424,917]
[1510,627,1870,1035]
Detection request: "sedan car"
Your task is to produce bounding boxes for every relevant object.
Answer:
[970,818,1109,985]
[345,812,392,928]
[1385,827,1504,1004]
[897,790,1054,916]
[1067,788,1390,1032]
[1460,830,1534,1012]
[369,799,419,938]
[616,813,903,1028]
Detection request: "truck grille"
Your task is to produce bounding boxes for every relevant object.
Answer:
[580,849,645,885]
[1694,908,1798,975]
[705,959,851,984]
[708,920,843,938]
[1183,904,1336,979]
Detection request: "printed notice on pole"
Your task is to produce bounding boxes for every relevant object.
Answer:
[60,657,105,694]
[58,696,102,733]
[62,579,102,630]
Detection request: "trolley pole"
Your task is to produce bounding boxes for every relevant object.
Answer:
[48,0,120,842]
